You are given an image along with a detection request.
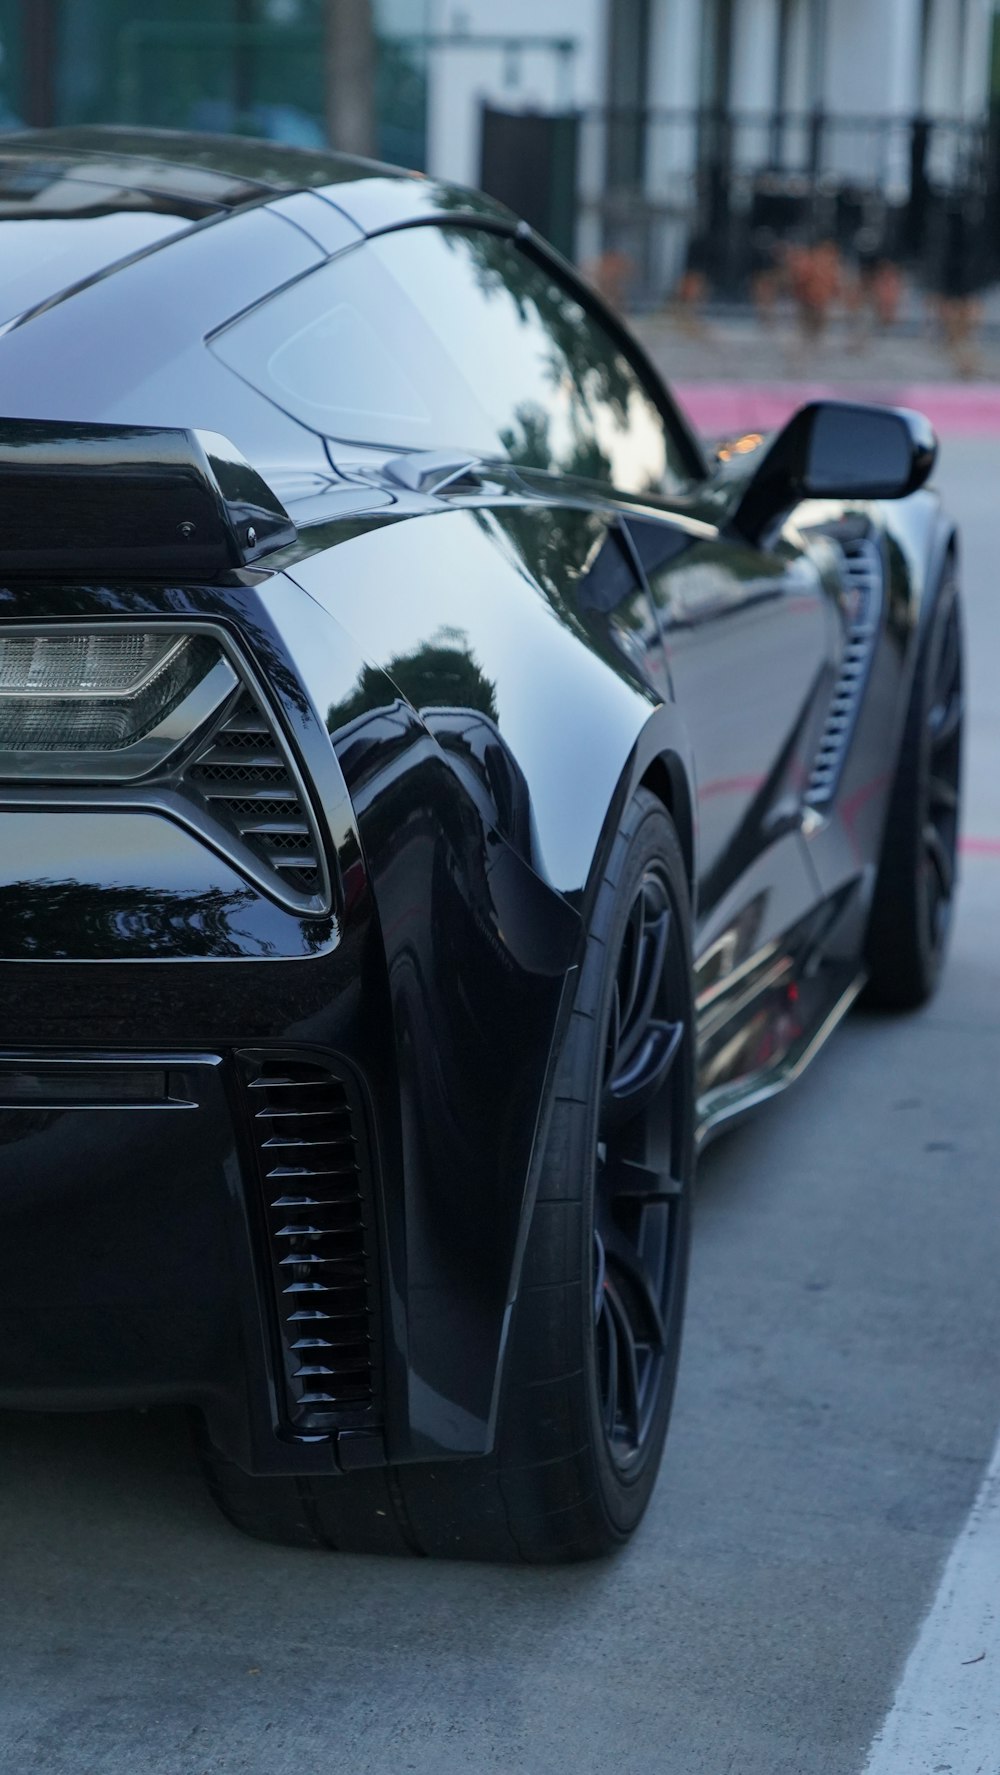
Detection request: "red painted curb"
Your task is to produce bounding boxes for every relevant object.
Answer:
[961,837,1000,857]
[674,381,1000,438]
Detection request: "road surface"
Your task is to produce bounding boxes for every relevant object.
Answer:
[2,435,998,1775]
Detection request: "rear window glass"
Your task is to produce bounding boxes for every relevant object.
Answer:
[210,224,691,497]
[0,212,190,327]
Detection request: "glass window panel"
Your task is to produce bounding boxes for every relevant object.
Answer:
[0,212,190,327]
[213,223,692,497]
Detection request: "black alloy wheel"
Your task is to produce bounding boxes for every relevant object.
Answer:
[594,861,690,1473]
[865,560,964,1009]
[922,585,963,958]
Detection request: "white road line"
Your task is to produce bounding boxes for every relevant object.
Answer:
[862,1427,1000,1775]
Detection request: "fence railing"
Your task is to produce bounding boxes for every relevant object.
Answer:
[569,106,998,308]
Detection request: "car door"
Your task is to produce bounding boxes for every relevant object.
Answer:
[624,502,843,1101]
[626,512,836,934]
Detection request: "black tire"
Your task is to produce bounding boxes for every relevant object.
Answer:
[864,557,964,1010]
[199,790,696,1563]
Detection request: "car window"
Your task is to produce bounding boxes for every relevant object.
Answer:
[0,211,191,328]
[210,223,694,498]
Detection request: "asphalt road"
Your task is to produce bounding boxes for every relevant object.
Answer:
[3,437,999,1775]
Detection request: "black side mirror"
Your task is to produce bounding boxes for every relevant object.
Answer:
[734,400,938,540]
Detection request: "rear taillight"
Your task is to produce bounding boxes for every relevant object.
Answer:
[0,627,235,779]
[0,623,332,915]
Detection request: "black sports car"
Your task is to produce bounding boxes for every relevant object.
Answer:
[0,130,962,1563]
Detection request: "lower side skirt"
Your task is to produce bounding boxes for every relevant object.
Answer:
[696,968,866,1150]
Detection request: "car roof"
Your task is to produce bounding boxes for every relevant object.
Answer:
[0,128,515,323]
[9,125,419,208]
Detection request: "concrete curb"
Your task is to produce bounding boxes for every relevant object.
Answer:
[674,381,1000,437]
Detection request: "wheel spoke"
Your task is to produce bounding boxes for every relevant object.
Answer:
[617,897,646,1033]
[598,1286,619,1439]
[602,1222,666,1351]
[615,908,671,1075]
[592,1228,606,1318]
[924,820,956,899]
[930,692,964,750]
[604,1276,642,1439]
[604,1017,684,1125]
[603,1154,685,1205]
[928,772,959,813]
[936,608,961,703]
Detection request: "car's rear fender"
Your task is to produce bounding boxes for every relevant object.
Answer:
[881,487,957,687]
[267,555,584,1458]
[280,512,702,1456]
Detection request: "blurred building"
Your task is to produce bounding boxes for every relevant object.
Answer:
[426,0,998,300]
[427,1,992,180]
[0,0,431,166]
[0,0,997,302]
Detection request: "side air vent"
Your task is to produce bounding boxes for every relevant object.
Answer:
[240,1055,377,1429]
[183,691,329,911]
[805,536,884,809]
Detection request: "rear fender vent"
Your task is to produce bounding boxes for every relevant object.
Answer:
[805,536,884,809]
[183,691,330,912]
[239,1053,378,1431]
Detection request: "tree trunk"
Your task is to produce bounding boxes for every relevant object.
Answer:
[325,0,377,159]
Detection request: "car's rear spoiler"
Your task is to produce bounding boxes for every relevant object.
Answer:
[0,419,296,580]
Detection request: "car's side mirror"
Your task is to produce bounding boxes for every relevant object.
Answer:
[733,400,938,540]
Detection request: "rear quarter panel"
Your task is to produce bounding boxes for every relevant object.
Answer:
[281,503,694,1453]
[285,504,693,901]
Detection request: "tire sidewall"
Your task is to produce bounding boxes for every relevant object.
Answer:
[865,555,963,1009]
[919,567,963,983]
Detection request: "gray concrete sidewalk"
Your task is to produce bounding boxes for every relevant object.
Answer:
[630,307,1000,385]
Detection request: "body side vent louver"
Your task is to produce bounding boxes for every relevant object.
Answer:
[183,691,329,911]
[805,536,884,809]
[239,1053,378,1430]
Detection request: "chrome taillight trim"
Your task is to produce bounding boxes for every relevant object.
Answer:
[0,620,334,919]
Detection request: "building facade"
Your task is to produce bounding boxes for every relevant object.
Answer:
[424,0,997,296]
[0,0,994,296]
[0,0,431,165]
[426,0,994,183]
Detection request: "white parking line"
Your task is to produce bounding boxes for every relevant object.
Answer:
[862,1427,1000,1775]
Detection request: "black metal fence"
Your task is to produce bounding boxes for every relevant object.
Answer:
[482,105,1000,310]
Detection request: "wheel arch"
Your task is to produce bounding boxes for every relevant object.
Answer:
[637,752,696,904]
[922,517,959,634]
[882,488,958,666]
[576,701,698,932]
[910,507,959,655]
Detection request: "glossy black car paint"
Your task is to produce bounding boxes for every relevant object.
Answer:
[0,131,954,1475]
